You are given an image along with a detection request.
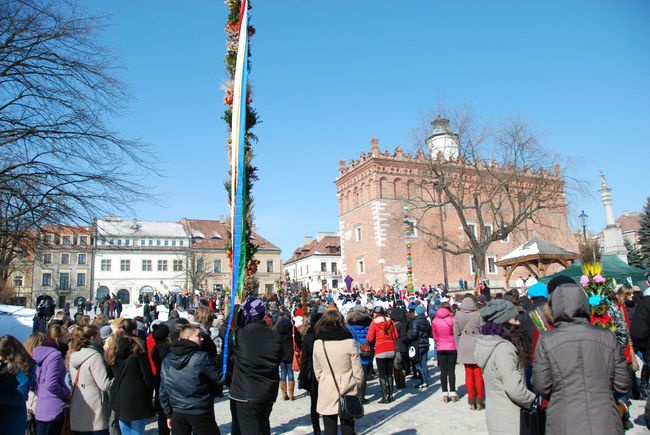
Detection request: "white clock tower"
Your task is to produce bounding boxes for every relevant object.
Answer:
[425,117,460,160]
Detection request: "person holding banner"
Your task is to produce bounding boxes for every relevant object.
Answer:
[229,297,283,435]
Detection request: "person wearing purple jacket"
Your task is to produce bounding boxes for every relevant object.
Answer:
[33,337,70,435]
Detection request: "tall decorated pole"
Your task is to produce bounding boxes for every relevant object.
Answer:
[221,0,260,378]
[403,202,415,297]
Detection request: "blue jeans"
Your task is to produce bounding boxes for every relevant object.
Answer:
[280,361,294,381]
[415,347,430,386]
[118,419,147,435]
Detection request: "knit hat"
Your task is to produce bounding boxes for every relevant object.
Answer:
[151,323,170,341]
[373,306,386,315]
[242,297,265,322]
[547,275,575,294]
[408,302,418,312]
[479,300,519,324]
[100,325,112,341]
[415,305,425,315]
[352,304,366,313]
[528,282,549,300]
[136,320,147,333]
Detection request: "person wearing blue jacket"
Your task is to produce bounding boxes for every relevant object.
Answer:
[0,335,36,435]
[347,304,373,402]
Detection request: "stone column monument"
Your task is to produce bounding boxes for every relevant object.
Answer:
[599,171,628,263]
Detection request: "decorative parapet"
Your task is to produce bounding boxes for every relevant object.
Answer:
[338,137,429,177]
[337,137,563,180]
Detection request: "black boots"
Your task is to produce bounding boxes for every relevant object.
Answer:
[379,377,389,403]
[387,377,393,402]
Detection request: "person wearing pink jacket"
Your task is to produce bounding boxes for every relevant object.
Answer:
[432,302,458,402]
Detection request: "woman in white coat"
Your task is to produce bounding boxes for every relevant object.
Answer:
[313,310,364,435]
[67,325,113,435]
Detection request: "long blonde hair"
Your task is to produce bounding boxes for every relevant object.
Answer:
[0,335,35,375]
[24,333,45,357]
[66,325,99,368]
[105,330,145,367]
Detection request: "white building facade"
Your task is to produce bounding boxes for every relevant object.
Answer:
[93,218,190,303]
[284,233,342,292]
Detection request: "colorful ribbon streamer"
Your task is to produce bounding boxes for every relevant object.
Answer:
[222,0,249,379]
[403,202,414,297]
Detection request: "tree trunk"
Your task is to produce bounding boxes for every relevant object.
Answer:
[473,251,487,294]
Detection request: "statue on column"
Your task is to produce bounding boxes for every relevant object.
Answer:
[599,170,609,189]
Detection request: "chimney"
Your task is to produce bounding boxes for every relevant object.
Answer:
[304,236,314,246]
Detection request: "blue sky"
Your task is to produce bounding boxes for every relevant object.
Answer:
[87,0,649,259]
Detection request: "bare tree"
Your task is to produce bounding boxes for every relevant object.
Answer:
[186,250,210,293]
[0,1,154,291]
[412,107,574,284]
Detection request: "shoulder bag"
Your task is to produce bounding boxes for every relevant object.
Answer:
[322,341,364,420]
[61,363,82,435]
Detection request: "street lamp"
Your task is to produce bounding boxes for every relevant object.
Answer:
[578,210,588,244]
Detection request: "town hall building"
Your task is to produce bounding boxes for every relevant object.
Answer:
[335,119,578,291]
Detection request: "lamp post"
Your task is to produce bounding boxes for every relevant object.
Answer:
[578,210,588,244]
[434,182,449,290]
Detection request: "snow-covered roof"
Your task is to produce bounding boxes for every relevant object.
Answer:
[96,218,188,238]
[498,237,577,263]
[191,230,205,239]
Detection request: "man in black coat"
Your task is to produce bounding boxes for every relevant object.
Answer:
[229,297,283,435]
[408,305,432,388]
[160,325,221,435]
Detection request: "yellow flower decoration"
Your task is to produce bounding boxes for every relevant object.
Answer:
[582,262,602,277]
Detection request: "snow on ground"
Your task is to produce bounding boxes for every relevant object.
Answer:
[1,305,648,434]
[0,303,170,343]
[120,304,170,322]
[0,304,36,342]
[160,362,650,435]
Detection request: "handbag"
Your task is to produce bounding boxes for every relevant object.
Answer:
[520,397,546,435]
[394,348,404,370]
[322,341,364,420]
[393,366,406,389]
[292,325,302,371]
[61,363,82,435]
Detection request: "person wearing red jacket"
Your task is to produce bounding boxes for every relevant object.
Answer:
[366,306,398,403]
[432,302,458,402]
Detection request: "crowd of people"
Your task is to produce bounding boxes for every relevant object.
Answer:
[0,273,649,434]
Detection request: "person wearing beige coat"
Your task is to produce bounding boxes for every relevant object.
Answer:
[312,311,364,435]
[67,327,113,434]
